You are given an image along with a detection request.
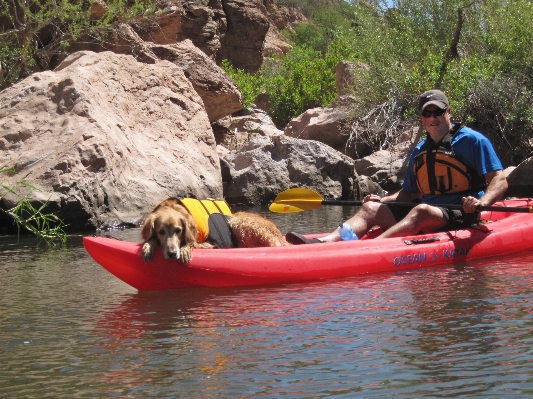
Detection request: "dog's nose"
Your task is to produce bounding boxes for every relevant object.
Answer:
[166,250,178,259]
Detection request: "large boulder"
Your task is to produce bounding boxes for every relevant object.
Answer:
[63,26,243,123]
[217,0,270,72]
[0,51,221,230]
[506,158,533,197]
[149,39,243,122]
[221,135,355,206]
[284,96,358,158]
[212,107,283,150]
[178,1,226,58]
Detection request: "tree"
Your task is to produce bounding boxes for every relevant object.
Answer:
[0,0,155,89]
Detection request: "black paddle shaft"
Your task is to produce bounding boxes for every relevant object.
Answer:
[320,199,533,213]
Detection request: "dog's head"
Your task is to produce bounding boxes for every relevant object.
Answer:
[141,199,198,260]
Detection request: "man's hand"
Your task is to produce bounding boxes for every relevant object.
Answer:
[462,196,481,213]
[362,194,382,204]
[462,170,508,213]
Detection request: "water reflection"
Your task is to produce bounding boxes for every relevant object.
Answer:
[233,204,360,235]
[88,259,533,398]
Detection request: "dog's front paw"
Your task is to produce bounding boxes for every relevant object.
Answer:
[141,241,157,262]
[179,246,193,264]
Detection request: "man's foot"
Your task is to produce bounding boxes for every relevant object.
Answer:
[285,231,322,245]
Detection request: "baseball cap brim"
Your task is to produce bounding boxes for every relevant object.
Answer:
[420,100,448,111]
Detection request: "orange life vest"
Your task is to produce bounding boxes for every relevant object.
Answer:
[178,197,235,248]
[413,127,486,195]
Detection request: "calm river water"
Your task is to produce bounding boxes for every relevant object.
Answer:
[2,206,533,398]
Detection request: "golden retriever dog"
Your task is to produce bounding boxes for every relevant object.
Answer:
[141,198,290,264]
[141,198,208,263]
[228,211,289,248]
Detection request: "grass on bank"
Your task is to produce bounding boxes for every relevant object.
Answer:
[1,167,67,247]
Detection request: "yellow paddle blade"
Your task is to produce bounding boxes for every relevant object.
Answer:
[269,188,325,213]
[268,201,321,213]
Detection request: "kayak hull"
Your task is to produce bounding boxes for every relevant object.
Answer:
[84,199,533,290]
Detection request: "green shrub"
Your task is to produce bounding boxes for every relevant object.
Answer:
[262,46,339,127]
[220,59,265,110]
[1,167,67,246]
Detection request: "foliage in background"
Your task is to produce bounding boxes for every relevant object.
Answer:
[221,59,264,110]
[237,0,532,164]
[0,0,155,88]
[262,46,339,127]
[1,167,67,246]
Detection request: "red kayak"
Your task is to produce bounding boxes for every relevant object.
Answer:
[84,199,533,290]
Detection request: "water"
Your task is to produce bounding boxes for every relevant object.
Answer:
[2,206,533,398]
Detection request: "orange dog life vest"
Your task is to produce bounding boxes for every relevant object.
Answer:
[178,197,235,248]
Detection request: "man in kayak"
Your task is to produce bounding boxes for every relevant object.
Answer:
[287,89,509,244]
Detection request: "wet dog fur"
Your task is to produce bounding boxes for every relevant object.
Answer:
[228,211,289,248]
[141,198,290,264]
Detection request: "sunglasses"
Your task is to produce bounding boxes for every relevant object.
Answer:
[421,108,447,118]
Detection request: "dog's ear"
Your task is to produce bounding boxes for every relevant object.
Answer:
[141,214,155,241]
[182,212,199,245]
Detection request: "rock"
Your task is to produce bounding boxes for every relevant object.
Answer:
[263,25,292,58]
[354,175,388,199]
[284,96,358,158]
[133,5,182,45]
[354,126,423,193]
[149,40,243,122]
[63,23,160,65]
[178,1,225,57]
[335,61,370,96]
[253,92,271,114]
[506,159,533,197]
[212,107,283,150]
[217,0,270,73]
[222,135,355,206]
[65,35,243,123]
[0,51,221,230]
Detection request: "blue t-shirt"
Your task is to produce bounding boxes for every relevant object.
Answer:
[402,125,503,205]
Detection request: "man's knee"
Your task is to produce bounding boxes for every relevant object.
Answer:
[360,201,384,217]
[405,204,447,230]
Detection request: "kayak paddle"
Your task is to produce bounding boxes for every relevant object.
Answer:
[269,187,533,214]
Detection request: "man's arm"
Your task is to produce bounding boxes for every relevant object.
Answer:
[462,170,508,212]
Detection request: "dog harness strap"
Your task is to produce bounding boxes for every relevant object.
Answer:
[199,199,232,217]
[210,200,231,216]
[197,200,235,249]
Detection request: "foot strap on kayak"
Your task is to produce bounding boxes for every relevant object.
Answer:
[404,237,440,245]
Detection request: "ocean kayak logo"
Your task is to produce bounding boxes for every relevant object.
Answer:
[393,246,471,266]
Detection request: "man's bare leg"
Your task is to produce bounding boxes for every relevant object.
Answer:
[319,201,398,242]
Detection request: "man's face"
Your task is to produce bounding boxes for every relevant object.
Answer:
[421,105,452,140]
